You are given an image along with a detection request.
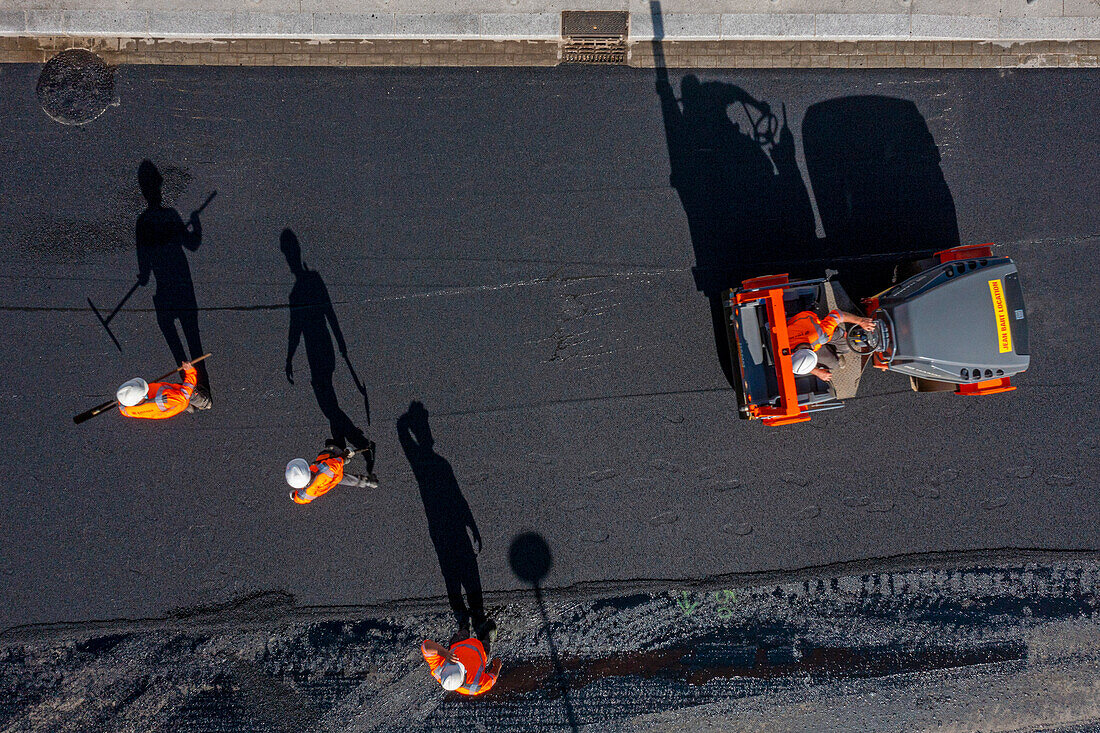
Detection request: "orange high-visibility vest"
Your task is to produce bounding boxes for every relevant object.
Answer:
[787,310,842,351]
[291,451,345,504]
[118,365,197,420]
[421,638,498,696]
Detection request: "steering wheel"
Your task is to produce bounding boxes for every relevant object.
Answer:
[846,322,882,355]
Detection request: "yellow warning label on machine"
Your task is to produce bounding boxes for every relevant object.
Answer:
[989,279,1013,353]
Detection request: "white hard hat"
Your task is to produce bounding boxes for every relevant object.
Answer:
[285,458,311,489]
[439,661,466,691]
[791,348,818,376]
[116,378,149,407]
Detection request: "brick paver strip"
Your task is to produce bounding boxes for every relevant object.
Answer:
[1,36,1098,67]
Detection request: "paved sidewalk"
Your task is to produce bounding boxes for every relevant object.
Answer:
[2,0,1100,42]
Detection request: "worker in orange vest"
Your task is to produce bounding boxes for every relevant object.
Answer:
[116,361,210,419]
[421,636,501,696]
[286,442,378,504]
[787,309,875,382]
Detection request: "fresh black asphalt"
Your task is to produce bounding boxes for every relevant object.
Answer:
[0,65,1096,630]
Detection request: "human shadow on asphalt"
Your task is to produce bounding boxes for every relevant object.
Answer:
[135,159,212,396]
[397,401,489,637]
[283,229,375,466]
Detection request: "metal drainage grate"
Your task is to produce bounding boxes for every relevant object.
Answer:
[562,10,628,37]
[561,11,628,65]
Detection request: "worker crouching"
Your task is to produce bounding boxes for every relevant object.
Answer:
[286,442,378,504]
[422,637,500,696]
[116,361,210,419]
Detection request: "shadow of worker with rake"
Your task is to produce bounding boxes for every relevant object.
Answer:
[282,229,375,470]
[398,401,495,647]
[135,159,213,403]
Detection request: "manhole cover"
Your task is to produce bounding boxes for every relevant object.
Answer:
[37,49,114,125]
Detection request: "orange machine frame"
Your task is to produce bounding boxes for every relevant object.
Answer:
[731,274,810,426]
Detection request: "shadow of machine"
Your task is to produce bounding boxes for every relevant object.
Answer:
[802,95,961,298]
[653,69,818,385]
[649,2,962,386]
[652,71,962,386]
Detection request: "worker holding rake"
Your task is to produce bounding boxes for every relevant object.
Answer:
[116,358,211,419]
[72,354,212,424]
[286,441,378,505]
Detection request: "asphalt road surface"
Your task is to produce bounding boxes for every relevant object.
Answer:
[0,65,1097,632]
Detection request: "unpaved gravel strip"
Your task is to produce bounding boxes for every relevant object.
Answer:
[2,559,1099,731]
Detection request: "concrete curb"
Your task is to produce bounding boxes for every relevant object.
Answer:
[4,36,1099,67]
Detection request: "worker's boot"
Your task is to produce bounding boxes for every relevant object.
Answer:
[190,386,213,411]
[476,619,498,653]
[450,621,472,647]
[346,474,376,489]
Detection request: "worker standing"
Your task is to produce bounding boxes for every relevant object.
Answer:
[116,360,210,419]
[421,637,501,695]
[286,442,378,504]
[787,309,875,382]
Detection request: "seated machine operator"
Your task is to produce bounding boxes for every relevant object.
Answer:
[787,309,875,382]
